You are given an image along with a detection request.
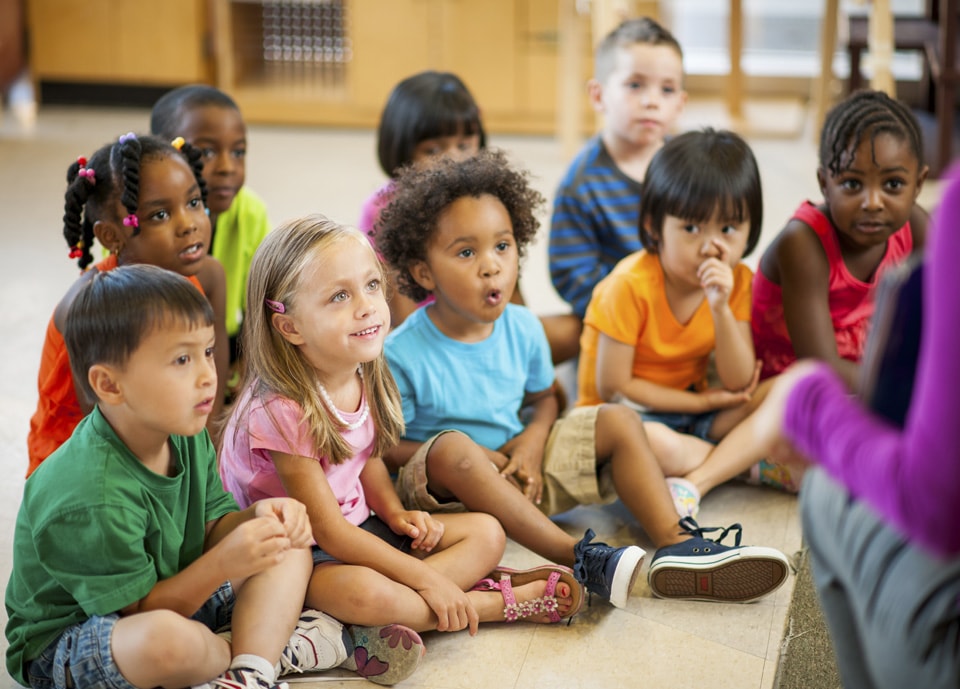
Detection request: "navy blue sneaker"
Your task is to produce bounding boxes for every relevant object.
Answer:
[572,528,645,608]
[648,517,790,602]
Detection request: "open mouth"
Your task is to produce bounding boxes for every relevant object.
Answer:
[485,289,503,306]
[180,242,205,261]
[352,325,381,338]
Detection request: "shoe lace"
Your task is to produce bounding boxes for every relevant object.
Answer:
[678,516,743,547]
[573,528,610,590]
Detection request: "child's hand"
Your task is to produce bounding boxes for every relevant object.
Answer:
[698,386,754,411]
[698,239,735,310]
[389,510,444,553]
[254,497,313,549]
[213,514,293,581]
[416,576,480,635]
[497,436,545,505]
[485,448,523,491]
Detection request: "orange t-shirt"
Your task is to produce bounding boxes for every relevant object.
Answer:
[26,256,204,476]
[577,250,754,407]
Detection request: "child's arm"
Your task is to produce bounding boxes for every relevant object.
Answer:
[596,334,754,413]
[272,450,479,634]
[117,499,311,618]
[776,221,860,391]
[195,255,229,435]
[496,385,558,504]
[700,241,757,390]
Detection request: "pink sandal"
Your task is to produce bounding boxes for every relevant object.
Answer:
[471,565,583,623]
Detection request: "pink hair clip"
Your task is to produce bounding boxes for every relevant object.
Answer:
[76,156,95,184]
[265,299,286,314]
[123,214,139,228]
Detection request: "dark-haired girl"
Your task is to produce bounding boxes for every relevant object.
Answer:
[26,133,228,475]
[752,89,929,392]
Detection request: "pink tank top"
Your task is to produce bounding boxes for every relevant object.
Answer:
[751,201,913,379]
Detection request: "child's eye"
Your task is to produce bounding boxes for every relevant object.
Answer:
[331,290,348,303]
[662,85,676,95]
[205,347,215,359]
[188,197,203,209]
[201,148,216,160]
[840,179,862,191]
[175,354,190,365]
[149,209,171,221]
[232,148,247,159]
[495,241,511,252]
[366,278,381,292]
[885,178,906,191]
[626,80,642,90]
[683,224,699,234]
[721,224,738,234]
[457,248,475,258]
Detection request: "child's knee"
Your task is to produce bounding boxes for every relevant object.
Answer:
[427,432,488,475]
[468,512,506,554]
[119,610,220,672]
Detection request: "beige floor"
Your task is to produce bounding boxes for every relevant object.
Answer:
[0,98,941,689]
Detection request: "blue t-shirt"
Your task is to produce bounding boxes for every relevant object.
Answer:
[385,305,554,450]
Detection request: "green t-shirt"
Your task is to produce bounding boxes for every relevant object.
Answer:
[4,407,238,686]
[213,185,271,338]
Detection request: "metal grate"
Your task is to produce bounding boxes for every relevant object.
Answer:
[261,0,352,86]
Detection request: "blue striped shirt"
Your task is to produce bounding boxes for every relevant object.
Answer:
[548,136,643,317]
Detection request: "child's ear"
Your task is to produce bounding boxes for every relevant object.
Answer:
[88,364,123,406]
[914,164,930,197]
[410,261,436,293]
[816,168,827,195]
[587,78,605,113]
[93,219,125,255]
[271,312,305,346]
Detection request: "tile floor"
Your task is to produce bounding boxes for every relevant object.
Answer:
[0,98,942,689]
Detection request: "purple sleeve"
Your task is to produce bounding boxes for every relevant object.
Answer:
[784,165,960,558]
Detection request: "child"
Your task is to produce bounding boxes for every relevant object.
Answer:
[26,132,229,476]
[362,70,580,364]
[549,17,687,330]
[577,128,770,512]
[151,84,272,368]
[378,149,790,606]
[218,215,582,658]
[359,70,486,328]
[752,89,928,393]
[6,265,343,689]
[748,163,960,689]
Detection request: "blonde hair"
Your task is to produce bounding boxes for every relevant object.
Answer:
[237,214,404,464]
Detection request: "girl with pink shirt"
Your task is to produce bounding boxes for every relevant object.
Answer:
[219,216,582,681]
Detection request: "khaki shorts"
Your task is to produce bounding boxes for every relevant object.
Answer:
[395,406,617,517]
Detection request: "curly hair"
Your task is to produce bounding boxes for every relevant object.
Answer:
[376,148,545,304]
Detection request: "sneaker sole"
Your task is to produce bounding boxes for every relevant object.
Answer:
[342,624,426,686]
[608,545,646,608]
[647,545,790,602]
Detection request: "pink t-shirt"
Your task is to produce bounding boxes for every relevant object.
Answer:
[219,386,373,526]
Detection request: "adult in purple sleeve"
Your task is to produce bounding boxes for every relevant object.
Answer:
[753,163,960,689]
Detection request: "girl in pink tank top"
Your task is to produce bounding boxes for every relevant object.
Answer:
[751,90,929,395]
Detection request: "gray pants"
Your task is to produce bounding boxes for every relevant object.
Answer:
[801,468,960,689]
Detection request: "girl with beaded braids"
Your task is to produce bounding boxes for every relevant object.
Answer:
[26,132,229,476]
[751,89,929,393]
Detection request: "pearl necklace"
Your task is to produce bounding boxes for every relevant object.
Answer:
[317,376,369,431]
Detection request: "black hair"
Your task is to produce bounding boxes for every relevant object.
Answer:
[376,71,487,177]
[595,17,683,83]
[64,264,214,405]
[377,148,544,303]
[819,89,924,176]
[63,133,208,270]
[639,127,763,258]
[150,84,241,140]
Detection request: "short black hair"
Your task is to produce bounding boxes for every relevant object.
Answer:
[818,89,924,176]
[639,127,763,258]
[377,148,544,303]
[595,17,683,83]
[65,264,214,404]
[150,84,241,140]
[376,71,487,177]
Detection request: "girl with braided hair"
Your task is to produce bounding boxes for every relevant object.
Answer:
[751,89,929,394]
[26,132,229,476]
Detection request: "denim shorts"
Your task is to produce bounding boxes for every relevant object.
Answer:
[26,582,235,689]
[311,514,411,566]
[640,409,719,443]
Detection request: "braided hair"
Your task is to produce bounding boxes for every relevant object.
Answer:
[63,133,207,270]
[819,89,924,177]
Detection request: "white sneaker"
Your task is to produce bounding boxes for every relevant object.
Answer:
[277,609,348,675]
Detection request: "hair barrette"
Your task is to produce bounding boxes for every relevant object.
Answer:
[171,136,185,151]
[265,298,286,314]
[78,167,95,183]
[123,214,139,228]
[118,132,137,144]
[68,240,84,259]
